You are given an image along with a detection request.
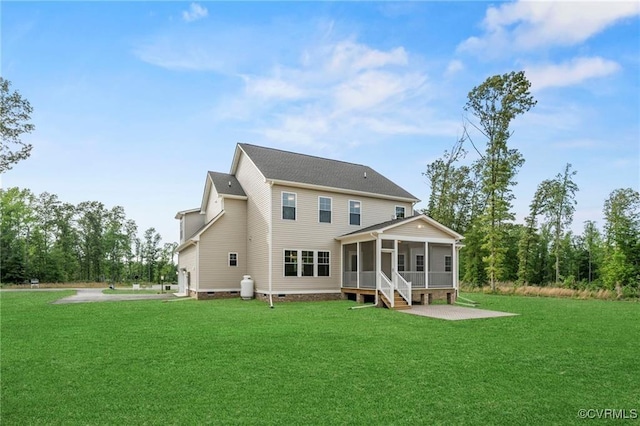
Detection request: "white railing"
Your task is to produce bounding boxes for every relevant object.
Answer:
[394,271,412,307]
[400,272,426,288]
[429,272,453,288]
[379,272,393,308]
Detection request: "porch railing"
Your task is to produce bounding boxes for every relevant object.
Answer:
[429,272,453,288]
[400,272,425,288]
[342,271,377,289]
[394,271,412,307]
[342,272,357,288]
[379,272,393,308]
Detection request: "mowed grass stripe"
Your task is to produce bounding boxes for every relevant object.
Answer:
[1,291,638,425]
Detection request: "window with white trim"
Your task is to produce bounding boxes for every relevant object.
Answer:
[284,250,298,276]
[282,192,296,220]
[397,254,406,272]
[319,197,332,223]
[283,249,331,277]
[229,252,238,267]
[395,206,406,219]
[444,255,452,272]
[416,255,425,272]
[349,200,361,226]
[318,251,330,276]
[302,250,314,276]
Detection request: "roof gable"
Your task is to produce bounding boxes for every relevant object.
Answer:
[338,214,464,240]
[208,172,246,197]
[233,143,419,201]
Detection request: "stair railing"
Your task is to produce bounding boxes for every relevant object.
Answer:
[394,271,412,307]
[379,272,394,308]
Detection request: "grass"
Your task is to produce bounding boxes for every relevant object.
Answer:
[1,292,638,425]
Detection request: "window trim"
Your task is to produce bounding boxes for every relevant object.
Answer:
[282,191,297,221]
[228,252,238,267]
[416,254,425,272]
[283,249,331,278]
[349,200,362,226]
[317,250,331,277]
[397,253,406,272]
[444,255,452,272]
[395,205,406,219]
[318,196,332,224]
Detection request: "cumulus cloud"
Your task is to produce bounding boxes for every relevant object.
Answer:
[182,3,208,23]
[525,57,621,90]
[459,1,640,54]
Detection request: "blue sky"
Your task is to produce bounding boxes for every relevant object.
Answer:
[2,1,639,244]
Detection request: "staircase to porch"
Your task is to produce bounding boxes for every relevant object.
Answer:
[379,290,411,310]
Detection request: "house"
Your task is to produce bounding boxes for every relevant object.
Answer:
[175,143,464,309]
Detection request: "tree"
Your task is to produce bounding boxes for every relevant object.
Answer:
[0,77,34,173]
[0,187,35,283]
[142,227,162,282]
[603,188,640,287]
[464,71,536,290]
[517,182,548,284]
[580,220,603,284]
[541,164,579,283]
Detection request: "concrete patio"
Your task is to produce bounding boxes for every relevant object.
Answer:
[398,304,518,320]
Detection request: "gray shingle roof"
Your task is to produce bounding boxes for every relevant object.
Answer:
[208,171,246,197]
[238,143,418,201]
[340,216,416,237]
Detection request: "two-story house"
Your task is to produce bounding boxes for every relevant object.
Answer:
[175,143,464,309]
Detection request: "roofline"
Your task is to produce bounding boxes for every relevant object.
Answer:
[336,214,464,241]
[174,207,201,220]
[268,178,420,203]
[175,210,226,252]
[200,173,214,212]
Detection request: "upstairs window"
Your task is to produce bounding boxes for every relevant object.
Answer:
[349,200,361,226]
[395,206,406,219]
[282,192,296,220]
[319,197,332,223]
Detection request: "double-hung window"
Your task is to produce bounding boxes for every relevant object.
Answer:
[349,200,361,226]
[395,206,406,219]
[319,197,332,223]
[302,251,315,276]
[416,255,425,272]
[229,253,238,267]
[317,251,330,276]
[444,255,452,272]
[284,250,298,276]
[282,192,296,220]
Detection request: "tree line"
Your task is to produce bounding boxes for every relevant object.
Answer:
[424,71,640,294]
[0,187,178,284]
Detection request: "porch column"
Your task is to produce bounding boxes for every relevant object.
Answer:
[340,243,344,288]
[356,241,361,289]
[453,243,460,290]
[424,241,429,289]
[375,237,381,290]
[393,239,398,288]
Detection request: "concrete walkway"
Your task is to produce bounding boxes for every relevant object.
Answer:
[398,304,518,321]
[48,288,178,304]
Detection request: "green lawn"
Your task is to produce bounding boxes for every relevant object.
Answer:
[1,292,638,425]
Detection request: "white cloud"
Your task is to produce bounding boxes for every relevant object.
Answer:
[243,76,306,100]
[526,56,621,90]
[326,40,408,74]
[445,60,464,77]
[182,3,208,23]
[459,1,640,54]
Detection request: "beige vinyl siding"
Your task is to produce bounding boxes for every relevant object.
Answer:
[198,198,247,290]
[386,220,454,239]
[204,186,223,223]
[183,211,204,241]
[178,245,198,289]
[271,183,413,292]
[235,152,271,292]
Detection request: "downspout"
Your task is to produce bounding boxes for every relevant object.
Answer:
[268,181,274,308]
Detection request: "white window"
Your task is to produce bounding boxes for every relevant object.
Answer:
[283,250,331,277]
[397,254,406,272]
[349,200,361,226]
[416,255,425,272]
[302,250,314,276]
[319,197,332,223]
[445,255,452,272]
[284,250,298,276]
[229,252,238,267]
[395,206,406,219]
[282,192,296,220]
[318,251,330,277]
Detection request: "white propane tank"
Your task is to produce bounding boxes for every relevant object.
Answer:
[240,275,254,300]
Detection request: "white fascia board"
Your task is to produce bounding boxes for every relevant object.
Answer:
[268,179,420,204]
